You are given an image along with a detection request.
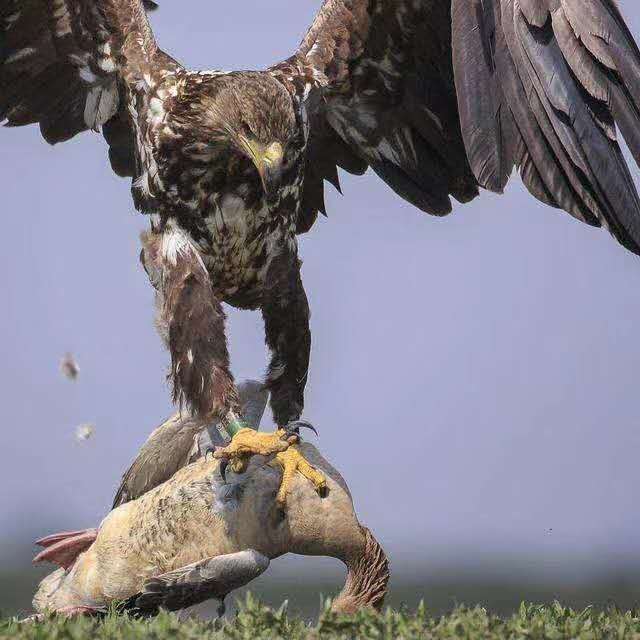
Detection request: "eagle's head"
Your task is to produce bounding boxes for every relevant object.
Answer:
[195,72,300,204]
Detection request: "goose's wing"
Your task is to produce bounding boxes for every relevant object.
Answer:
[120,551,270,615]
[112,413,202,509]
[112,381,269,507]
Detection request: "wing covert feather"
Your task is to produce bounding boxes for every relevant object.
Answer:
[0,0,175,177]
[271,0,478,228]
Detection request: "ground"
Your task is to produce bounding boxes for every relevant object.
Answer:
[1,596,640,639]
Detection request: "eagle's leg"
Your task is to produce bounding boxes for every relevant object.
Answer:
[214,250,326,505]
[262,251,310,430]
[141,227,241,426]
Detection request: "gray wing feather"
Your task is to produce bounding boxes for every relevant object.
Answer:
[451,0,518,192]
[238,380,269,430]
[112,380,269,508]
[112,413,201,508]
[122,550,270,615]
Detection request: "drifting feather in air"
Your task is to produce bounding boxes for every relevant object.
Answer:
[74,424,95,442]
[59,353,79,381]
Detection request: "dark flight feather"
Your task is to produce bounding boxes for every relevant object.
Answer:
[516,11,640,250]
[451,0,517,192]
[518,0,549,27]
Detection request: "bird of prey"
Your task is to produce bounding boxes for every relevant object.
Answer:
[4,0,640,499]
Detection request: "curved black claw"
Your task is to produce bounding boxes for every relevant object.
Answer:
[219,458,229,484]
[284,420,318,438]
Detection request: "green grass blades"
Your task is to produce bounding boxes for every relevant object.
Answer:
[2,597,640,640]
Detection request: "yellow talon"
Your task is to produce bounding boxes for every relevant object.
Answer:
[213,428,326,506]
[213,428,293,458]
[273,446,327,506]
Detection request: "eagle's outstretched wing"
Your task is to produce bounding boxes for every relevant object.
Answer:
[0,0,176,178]
[278,0,640,255]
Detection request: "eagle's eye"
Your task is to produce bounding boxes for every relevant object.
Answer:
[239,123,253,138]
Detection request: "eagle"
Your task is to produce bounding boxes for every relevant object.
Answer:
[4,0,640,503]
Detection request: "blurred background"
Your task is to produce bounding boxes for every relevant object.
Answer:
[2,0,640,620]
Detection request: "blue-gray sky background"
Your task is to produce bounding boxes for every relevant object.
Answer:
[1,0,640,591]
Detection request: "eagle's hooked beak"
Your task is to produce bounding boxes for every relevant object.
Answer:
[240,138,284,201]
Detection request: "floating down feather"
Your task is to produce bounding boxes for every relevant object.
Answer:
[74,424,95,442]
[59,353,79,381]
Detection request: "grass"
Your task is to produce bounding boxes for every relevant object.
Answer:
[2,596,640,639]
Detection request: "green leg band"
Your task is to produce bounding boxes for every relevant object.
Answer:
[218,411,253,441]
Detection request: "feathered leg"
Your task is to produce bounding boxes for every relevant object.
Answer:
[262,251,311,427]
[141,226,240,425]
[214,251,325,506]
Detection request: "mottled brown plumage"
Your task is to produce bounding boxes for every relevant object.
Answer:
[0,0,309,445]
[4,0,640,482]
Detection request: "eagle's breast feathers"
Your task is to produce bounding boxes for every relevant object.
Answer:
[125,69,306,305]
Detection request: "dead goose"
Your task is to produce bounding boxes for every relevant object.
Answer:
[32,443,388,617]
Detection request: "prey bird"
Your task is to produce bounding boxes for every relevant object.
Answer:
[32,442,388,618]
[4,0,640,500]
